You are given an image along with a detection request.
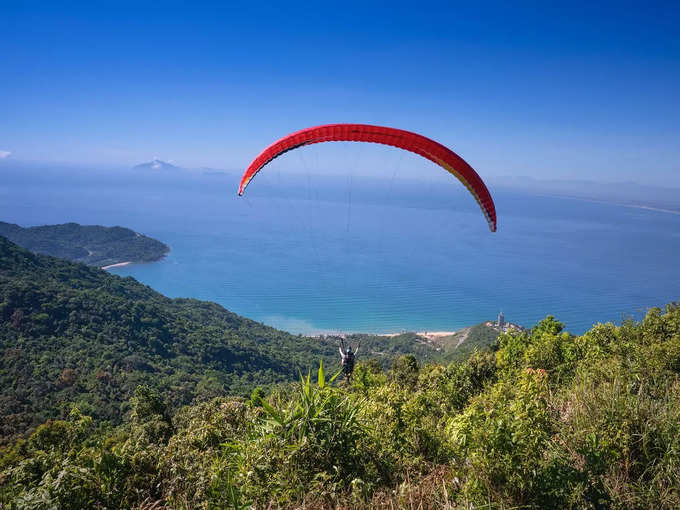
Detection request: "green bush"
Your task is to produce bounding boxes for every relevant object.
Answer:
[3,305,680,509]
[447,369,552,505]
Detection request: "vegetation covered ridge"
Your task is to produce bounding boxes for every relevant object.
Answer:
[2,295,679,508]
[0,236,459,445]
[332,321,505,364]
[0,221,169,268]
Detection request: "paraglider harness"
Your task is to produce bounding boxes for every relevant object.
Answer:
[339,338,359,383]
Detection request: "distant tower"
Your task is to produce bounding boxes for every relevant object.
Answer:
[497,311,505,329]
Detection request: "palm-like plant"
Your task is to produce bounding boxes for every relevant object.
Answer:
[257,361,369,487]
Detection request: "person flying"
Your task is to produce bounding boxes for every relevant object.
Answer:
[339,338,359,384]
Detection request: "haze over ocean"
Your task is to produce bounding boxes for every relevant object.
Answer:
[1,163,678,335]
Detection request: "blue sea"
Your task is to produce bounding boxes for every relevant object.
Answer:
[2,164,679,335]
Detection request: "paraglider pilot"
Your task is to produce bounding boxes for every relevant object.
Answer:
[339,338,359,384]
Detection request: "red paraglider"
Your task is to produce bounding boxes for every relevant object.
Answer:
[238,124,497,232]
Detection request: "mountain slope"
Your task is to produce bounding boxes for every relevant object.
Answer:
[3,298,679,509]
[0,235,340,442]
[434,322,525,361]
[133,159,180,171]
[0,236,452,442]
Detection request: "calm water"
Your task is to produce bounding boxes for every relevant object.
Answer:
[2,165,679,334]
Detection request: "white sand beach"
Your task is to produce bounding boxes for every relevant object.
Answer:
[379,331,458,339]
[101,261,132,270]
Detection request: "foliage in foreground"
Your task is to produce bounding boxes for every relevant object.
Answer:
[2,304,679,509]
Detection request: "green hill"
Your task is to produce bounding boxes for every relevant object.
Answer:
[0,236,448,443]
[2,296,678,508]
[336,325,502,366]
[436,322,525,361]
[335,323,504,366]
[0,235,339,442]
[0,221,169,267]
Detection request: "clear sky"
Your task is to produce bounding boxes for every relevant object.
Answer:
[1,1,679,185]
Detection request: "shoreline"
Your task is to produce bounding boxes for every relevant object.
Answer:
[378,330,458,339]
[313,330,460,339]
[311,321,525,340]
[101,261,132,270]
[531,192,680,215]
[100,251,169,271]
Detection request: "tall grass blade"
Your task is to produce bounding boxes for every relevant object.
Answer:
[329,368,343,384]
[318,360,325,388]
[260,398,283,425]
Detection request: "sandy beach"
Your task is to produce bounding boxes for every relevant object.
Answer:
[313,330,459,340]
[101,261,132,270]
[378,331,458,339]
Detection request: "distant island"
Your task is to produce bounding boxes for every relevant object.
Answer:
[133,158,180,171]
[0,221,169,268]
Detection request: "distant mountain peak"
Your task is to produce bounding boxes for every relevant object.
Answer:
[133,159,179,171]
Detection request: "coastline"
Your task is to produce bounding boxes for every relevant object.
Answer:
[99,249,170,271]
[314,330,459,339]
[312,321,525,340]
[101,261,132,270]
[532,192,680,215]
[379,330,458,340]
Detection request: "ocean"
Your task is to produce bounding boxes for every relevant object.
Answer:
[2,164,679,335]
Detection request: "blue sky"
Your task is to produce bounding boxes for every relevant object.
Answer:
[1,1,679,184]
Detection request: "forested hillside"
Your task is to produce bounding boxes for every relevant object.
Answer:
[0,236,459,444]
[0,222,169,267]
[5,234,676,508]
[2,302,678,508]
[0,235,339,442]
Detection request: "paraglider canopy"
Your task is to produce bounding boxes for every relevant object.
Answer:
[238,123,497,232]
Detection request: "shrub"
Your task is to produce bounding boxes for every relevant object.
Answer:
[447,369,552,505]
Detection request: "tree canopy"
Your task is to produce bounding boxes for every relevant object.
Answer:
[0,236,476,444]
[2,302,679,508]
[0,222,169,267]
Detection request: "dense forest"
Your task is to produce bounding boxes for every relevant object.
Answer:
[0,236,492,446]
[2,299,678,508]
[0,235,332,443]
[0,222,169,267]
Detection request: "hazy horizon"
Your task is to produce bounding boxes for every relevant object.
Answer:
[3,156,680,197]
